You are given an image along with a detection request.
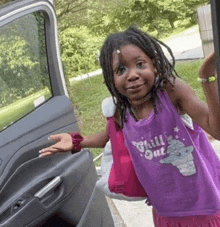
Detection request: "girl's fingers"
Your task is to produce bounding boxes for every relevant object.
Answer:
[39,133,72,157]
[48,134,63,142]
[39,151,54,157]
[39,146,60,155]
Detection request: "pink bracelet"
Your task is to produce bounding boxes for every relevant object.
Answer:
[68,132,84,154]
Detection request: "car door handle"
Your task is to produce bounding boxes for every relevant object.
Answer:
[34,176,62,199]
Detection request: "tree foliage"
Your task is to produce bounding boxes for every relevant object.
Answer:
[55,0,92,32]
[60,26,103,78]
[0,12,50,107]
[83,0,209,37]
[0,35,42,107]
[53,0,209,81]
[0,0,210,109]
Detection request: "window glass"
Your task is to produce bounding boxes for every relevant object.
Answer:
[0,12,52,131]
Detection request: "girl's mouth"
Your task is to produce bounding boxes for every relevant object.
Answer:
[126,84,143,90]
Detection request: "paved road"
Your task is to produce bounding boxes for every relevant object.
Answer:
[162,26,204,60]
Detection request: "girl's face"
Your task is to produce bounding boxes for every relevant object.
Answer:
[112,44,156,104]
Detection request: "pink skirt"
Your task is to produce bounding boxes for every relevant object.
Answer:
[153,207,220,227]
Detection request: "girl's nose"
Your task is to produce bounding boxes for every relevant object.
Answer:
[127,69,139,81]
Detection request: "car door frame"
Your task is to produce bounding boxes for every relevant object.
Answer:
[0,0,67,96]
[210,0,220,102]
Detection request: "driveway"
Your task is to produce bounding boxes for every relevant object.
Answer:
[163,26,204,60]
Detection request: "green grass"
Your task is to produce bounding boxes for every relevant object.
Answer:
[175,59,205,102]
[70,59,205,165]
[70,75,110,165]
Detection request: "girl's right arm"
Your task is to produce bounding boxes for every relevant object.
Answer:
[39,124,109,157]
[166,53,220,140]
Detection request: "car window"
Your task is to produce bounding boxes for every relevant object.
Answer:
[0,11,52,132]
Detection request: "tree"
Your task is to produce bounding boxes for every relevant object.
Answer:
[83,0,209,37]
[0,12,50,107]
[54,0,91,32]
[59,26,103,78]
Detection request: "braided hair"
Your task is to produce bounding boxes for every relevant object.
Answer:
[99,26,178,127]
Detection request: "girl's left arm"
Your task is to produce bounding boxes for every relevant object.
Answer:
[169,53,220,140]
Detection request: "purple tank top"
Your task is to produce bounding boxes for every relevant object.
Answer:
[123,91,220,217]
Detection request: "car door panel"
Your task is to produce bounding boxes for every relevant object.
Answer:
[0,95,113,226]
[0,0,114,226]
[0,95,78,187]
[0,150,97,227]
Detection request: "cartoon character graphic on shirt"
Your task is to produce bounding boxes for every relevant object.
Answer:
[132,127,196,176]
[159,136,196,176]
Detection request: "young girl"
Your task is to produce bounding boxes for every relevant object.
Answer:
[40,26,220,226]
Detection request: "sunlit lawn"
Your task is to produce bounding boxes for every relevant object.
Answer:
[70,75,110,164]
[175,59,205,101]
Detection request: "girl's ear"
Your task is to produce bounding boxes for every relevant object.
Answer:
[152,60,158,75]
[152,59,157,73]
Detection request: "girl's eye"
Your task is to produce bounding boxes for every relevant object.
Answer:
[116,65,126,74]
[137,62,145,68]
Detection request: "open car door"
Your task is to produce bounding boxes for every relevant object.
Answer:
[210,0,220,102]
[0,0,114,226]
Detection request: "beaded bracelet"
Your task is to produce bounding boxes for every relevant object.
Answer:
[197,75,217,84]
[68,132,84,154]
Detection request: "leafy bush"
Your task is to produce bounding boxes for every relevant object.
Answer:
[59,26,104,78]
[0,35,47,107]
